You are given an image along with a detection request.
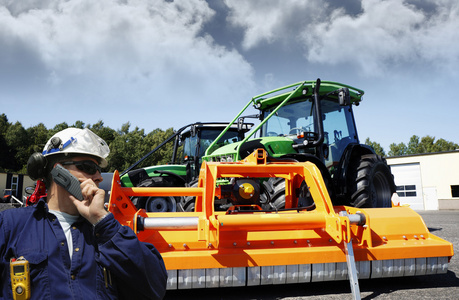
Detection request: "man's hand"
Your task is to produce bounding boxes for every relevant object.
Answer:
[71,178,108,225]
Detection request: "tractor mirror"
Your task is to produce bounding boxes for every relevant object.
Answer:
[338,88,350,106]
[237,117,245,132]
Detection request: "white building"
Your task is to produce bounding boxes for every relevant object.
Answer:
[387,150,459,211]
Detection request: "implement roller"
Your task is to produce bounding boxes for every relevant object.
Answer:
[108,149,453,297]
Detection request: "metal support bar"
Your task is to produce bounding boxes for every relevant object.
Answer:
[344,238,361,300]
[340,211,361,300]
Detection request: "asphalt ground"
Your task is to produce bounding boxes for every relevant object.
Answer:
[164,210,459,300]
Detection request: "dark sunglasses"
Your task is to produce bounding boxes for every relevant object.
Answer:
[60,160,102,175]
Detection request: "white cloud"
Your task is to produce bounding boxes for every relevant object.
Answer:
[303,0,459,76]
[0,0,255,108]
[224,0,459,77]
[224,0,325,51]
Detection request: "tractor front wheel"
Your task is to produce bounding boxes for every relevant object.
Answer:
[260,178,287,210]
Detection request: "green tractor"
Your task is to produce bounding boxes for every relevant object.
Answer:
[201,79,396,209]
[119,122,252,212]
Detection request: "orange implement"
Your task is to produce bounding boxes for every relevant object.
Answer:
[109,149,453,291]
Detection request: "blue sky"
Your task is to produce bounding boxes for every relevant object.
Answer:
[1,0,458,152]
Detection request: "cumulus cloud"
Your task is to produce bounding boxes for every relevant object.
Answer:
[304,0,459,76]
[224,0,325,51]
[0,0,254,107]
[225,0,459,77]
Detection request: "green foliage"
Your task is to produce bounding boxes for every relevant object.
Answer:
[364,138,386,157]
[388,135,459,156]
[388,142,407,157]
[0,115,177,174]
[5,122,29,172]
[0,114,11,172]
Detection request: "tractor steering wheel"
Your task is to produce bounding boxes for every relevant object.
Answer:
[289,127,304,135]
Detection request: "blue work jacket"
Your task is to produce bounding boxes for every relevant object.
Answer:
[0,199,167,299]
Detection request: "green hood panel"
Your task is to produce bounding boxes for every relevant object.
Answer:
[120,165,187,187]
[204,137,296,161]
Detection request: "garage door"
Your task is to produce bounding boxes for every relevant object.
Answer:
[390,163,424,210]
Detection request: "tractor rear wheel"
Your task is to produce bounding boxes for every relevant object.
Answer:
[181,194,196,212]
[348,154,396,208]
[180,180,198,212]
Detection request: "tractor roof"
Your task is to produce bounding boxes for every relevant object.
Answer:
[190,122,245,130]
[182,122,253,135]
[252,80,364,110]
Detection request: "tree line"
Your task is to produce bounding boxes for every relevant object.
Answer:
[365,136,458,157]
[1,113,457,174]
[0,114,174,174]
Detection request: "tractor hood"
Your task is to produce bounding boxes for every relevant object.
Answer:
[120,164,187,187]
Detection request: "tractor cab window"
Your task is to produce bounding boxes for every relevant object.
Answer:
[180,134,198,164]
[321,98,358,169]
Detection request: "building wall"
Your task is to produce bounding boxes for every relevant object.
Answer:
[0,173,7,197]
[1,173,36,204]
[387,151,459,210]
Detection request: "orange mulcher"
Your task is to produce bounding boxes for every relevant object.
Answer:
[109,149,453,298]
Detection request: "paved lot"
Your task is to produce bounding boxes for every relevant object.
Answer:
[164,210,459,300]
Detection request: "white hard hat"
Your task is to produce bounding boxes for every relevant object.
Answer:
[42,128,110,168]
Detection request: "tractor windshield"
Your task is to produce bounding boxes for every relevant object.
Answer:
[199,129,241,158]
[179,129,242,164]
[261,100,314,137]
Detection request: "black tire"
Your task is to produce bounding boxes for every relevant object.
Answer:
[180,180,234,212]
[260,157,335,210]
[260,177,286,210]
[181,196,195,212]
[131,175,182,212]
[180,180,198,212]
[348,154,396,208]
[260,177,318,210]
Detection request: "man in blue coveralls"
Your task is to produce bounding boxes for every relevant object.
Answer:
[0,128,167,299]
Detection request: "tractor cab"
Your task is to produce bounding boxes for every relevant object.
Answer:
[259,89,359,174]
[176,123,251,180]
